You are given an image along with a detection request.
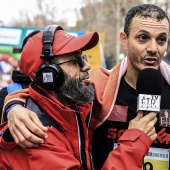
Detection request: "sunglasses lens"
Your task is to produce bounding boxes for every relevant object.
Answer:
[77,56,84,67]
[84,55,88,61]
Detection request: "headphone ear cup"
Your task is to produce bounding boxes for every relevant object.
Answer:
[36,63,64,90]
[37,25,64,90]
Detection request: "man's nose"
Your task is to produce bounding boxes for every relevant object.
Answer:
[146,40,158,54]
[80,60,91,71]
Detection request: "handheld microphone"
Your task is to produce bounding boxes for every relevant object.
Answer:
[136,68,164,115]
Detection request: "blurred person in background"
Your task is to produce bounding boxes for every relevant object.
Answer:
[0,53,19,89]
[0,61,14,89]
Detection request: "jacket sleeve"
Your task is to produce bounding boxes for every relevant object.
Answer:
[1,88,29,123]
[0,127,80,170]
[101,129,151,170]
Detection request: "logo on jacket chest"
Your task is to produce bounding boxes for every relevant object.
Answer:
[107,105,128,122]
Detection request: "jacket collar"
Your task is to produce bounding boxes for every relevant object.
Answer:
[29,84,92,131]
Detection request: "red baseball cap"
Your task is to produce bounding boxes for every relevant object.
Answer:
[20,30,99,80]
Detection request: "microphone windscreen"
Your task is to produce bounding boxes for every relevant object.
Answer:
[136,68,164,95]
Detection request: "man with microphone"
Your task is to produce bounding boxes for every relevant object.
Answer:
[91,4,170,170]
[1,3,170,170]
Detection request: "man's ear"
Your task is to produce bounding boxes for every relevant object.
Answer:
[120,32,128,50]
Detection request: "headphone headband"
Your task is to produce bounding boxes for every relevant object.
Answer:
[40,25,63,60]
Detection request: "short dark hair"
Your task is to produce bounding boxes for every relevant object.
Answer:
[124,4,170,37]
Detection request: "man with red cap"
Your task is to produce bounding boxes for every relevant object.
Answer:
[0,25,99,169]
[0,25,157,169]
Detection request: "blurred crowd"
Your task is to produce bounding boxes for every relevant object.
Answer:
[0,54,18,89]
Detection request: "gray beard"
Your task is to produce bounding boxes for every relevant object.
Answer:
[56,73,95,105]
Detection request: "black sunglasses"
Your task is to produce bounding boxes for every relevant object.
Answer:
[56,55,88,68]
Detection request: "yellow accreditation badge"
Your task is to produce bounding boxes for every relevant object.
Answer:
[143,147,169,170]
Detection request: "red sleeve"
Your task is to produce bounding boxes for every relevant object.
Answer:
[0,127,80,170]
[101,129,151,170]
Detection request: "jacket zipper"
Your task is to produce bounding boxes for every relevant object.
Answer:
[86,102,95,170]
[75,111,88,170]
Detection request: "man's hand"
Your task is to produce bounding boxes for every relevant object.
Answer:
[128,111,157,141]
[7,105,48,148]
